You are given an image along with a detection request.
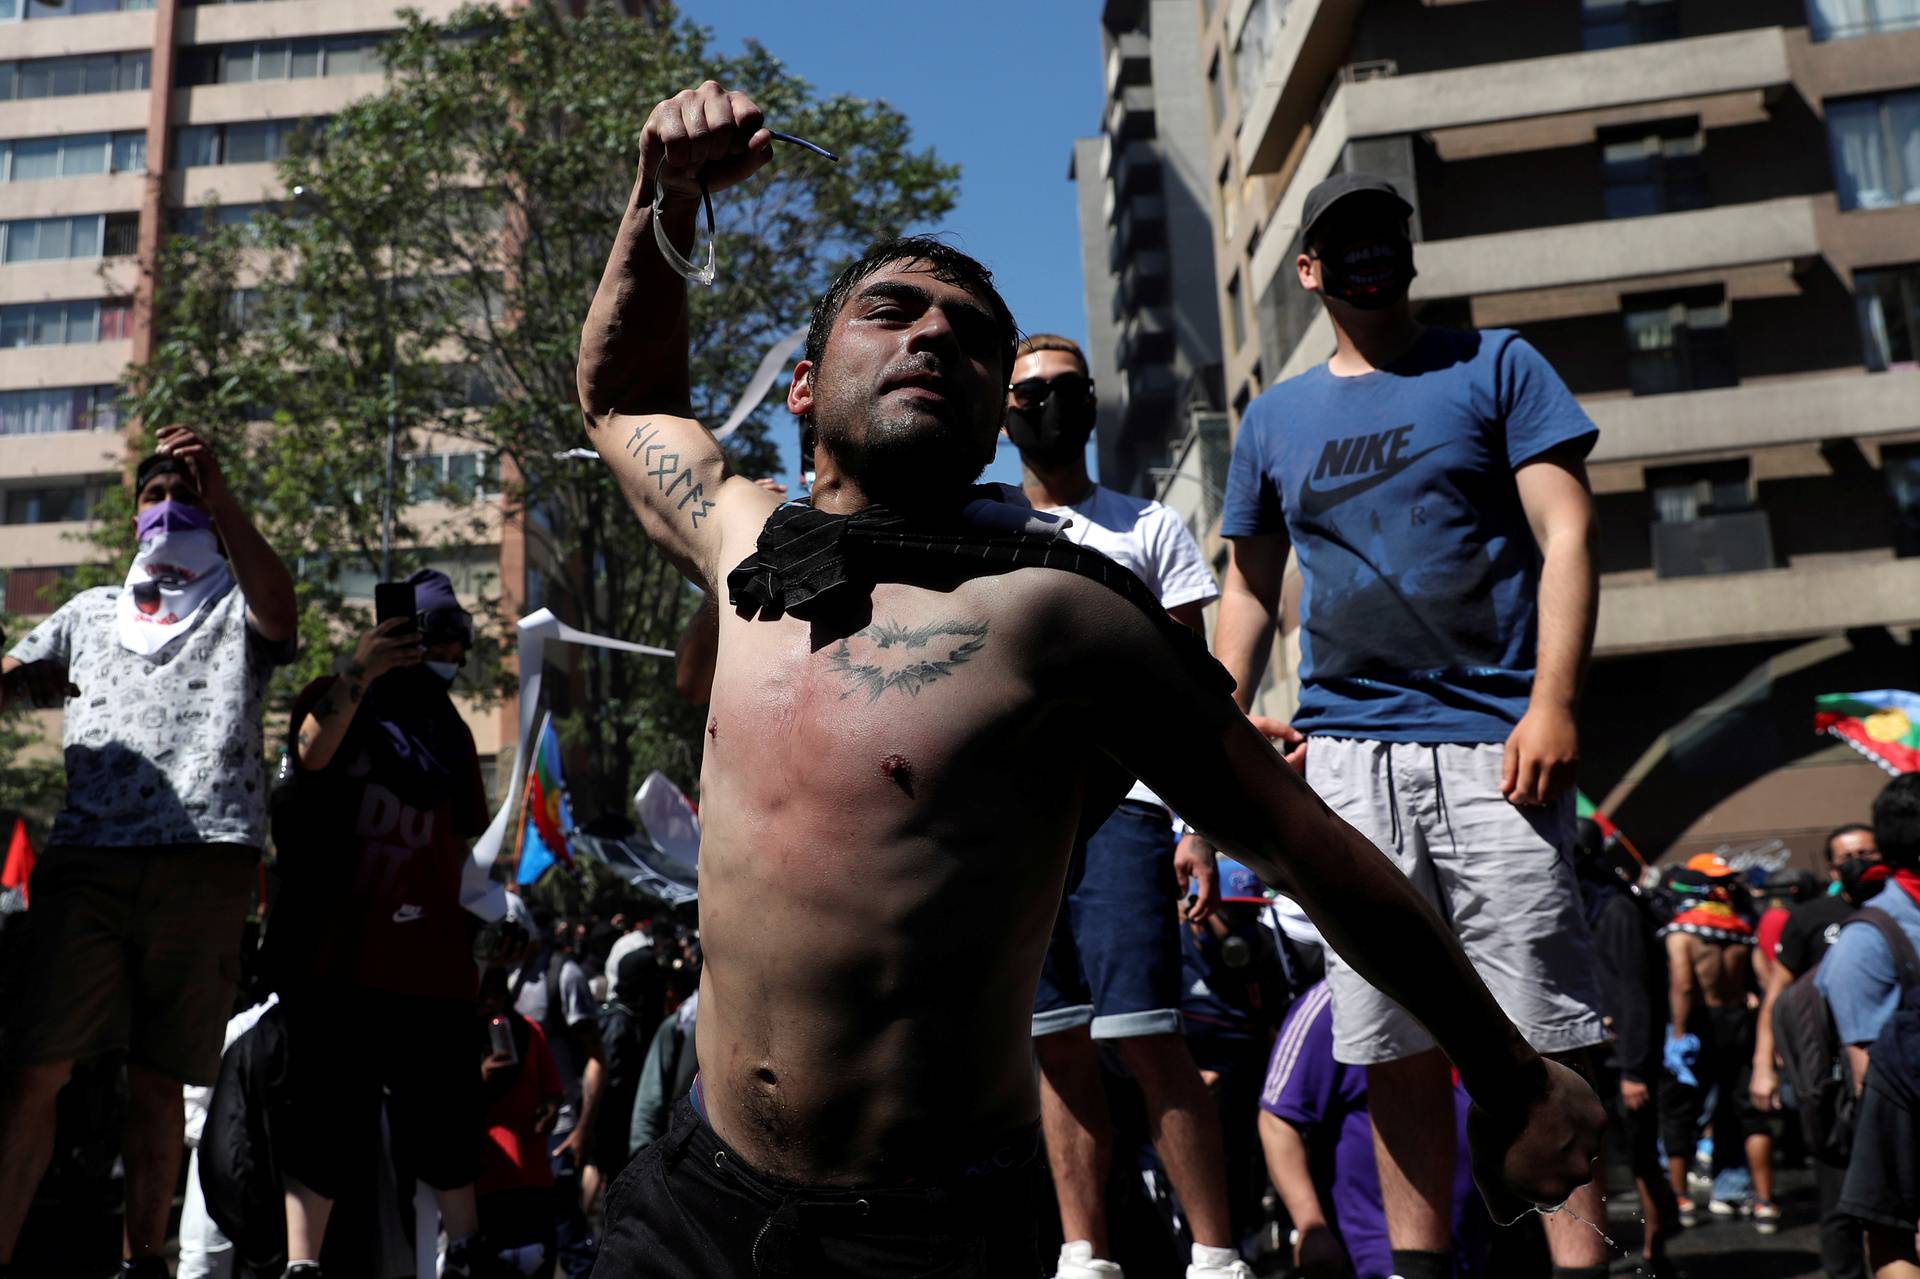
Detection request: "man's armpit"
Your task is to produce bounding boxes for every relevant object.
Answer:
[621,418,717,530]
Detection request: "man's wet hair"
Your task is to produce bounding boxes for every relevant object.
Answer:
[1824,821,1874,863]
[1871,776,1920,871]
[1014,333,1089,375]
[803,235,1019,394]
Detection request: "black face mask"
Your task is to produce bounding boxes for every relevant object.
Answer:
[1317,235,1417,311]
[1006,390,1095,467]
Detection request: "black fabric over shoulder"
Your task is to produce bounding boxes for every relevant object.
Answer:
[726,499,1234,696]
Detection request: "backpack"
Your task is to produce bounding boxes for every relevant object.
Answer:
[1772,906,1920,1161]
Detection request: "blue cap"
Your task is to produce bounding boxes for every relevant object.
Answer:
[1218,856,1269,903]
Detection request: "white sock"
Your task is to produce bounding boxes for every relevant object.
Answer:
[1061,1239,1096,1262]
[1191,1242,1239,1268]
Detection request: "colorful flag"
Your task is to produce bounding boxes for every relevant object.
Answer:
[516,714,575,886]
[1815,689,1920,775]
[2,818,33,906]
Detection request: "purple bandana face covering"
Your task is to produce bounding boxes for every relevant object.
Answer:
[136,498,214,539]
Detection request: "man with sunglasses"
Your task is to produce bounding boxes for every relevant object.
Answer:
[1007,336,1244,1279]
[1193,173,1610,1279]
[577,86,1604,1278]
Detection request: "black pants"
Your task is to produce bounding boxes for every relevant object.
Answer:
[1814,1154,1866,1279]
[1658,1004,1767,1173]
[592,1099,1044,1278]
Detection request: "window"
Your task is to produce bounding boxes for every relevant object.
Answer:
[1600,119,1708,218]
[173,119,318,168]
[1218,161,1236,241]
[1206,54,1226,132]
[102,211,140,256]
[0,51,149,101]
[1232,0,1284,118]
[1581,0,1679,49]
[1859,263,1920,370]
[1226,272,1246,352]
[408,452,498,503]
[17,0,153,15]
[1828,92,1920,211]
[1884,443,1920,555]
[0,132,145,183]
[1623,287,1737,396]
[1647,459,1753,524]
[0,385,121,436]
[0,299,127,348]
[0,567,76,615]
[0,214,124,264]
[1807,0,1920,40]
[4,485,92,525]
[178,34,381,86]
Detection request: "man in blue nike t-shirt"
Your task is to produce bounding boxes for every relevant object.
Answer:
[1185,173,1612,1279]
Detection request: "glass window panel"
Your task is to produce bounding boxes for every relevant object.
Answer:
[60,133,108,176]
[2,221,33,262]
[66,299,100,342]
[112,131,145,173]
[0,0,18,18]
[69,214,101,258]
[118,52,149,92]
[29,303,65,346]
[290,39,319,77]
[53,59,88,96]
[175,125,218,167]
[0,64,17,102]
[102,213,136,256]
[18,63,50,98]
[1891,92,1920,204]
[323,36,376,77]
[447,453,480,496]
[220,43,255,84]
[1808,0,1875,39]
[223,121,270,164]
[100,299,131,340]
[1830,98,1895,210]
[0,309,27,348]
[11,138,58,180]
[254,40,288,81]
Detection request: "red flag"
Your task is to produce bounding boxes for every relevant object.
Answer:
[2,818,35,907]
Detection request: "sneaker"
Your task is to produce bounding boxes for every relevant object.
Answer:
[1055,1240,1124,1279]
[120,1263,168,1279]
[1708,1197,1747,1218]
[1676,1196,1700,1228]
[1751,1200,1782,1234]
[286,1266,324,1279]
[1186,1262,1255,1279]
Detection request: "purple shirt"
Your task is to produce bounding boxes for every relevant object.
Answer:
[1261,983,1486,1279]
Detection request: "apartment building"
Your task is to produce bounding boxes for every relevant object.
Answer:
[1071,0,1230,510]
[1192,0,1920,866]
[0,0,520,782]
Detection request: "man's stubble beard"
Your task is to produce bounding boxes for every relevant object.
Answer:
[813,372,995,507]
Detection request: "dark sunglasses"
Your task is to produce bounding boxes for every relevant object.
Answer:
[1008,374,1093,407]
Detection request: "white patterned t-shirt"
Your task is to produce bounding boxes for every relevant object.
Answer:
[9,584,295,849]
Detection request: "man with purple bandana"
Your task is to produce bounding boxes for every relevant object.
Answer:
[1259,982,1486,1279]
[0,427,296,1279]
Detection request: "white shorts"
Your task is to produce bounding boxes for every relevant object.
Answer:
[1305,736,1607,1067]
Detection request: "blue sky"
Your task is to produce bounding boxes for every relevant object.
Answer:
[695,1,1106,487]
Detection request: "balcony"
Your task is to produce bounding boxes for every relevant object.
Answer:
[0,428,124,484]
[1597,554,1920,656]
[1109,139,1161,200]
[1119,306,1175,369]
[0,172,145,224]
[1650,510,1775,579]
[0,520,98,571]
[1106,84,1155,145]
[10,9,155,61]
[179,0,466,45]
[1104,31,1150,97]
[1110,192,1167,270]
[1244,25,1795,291]
[1588,370,1920,464]
[1113,248,1170,318]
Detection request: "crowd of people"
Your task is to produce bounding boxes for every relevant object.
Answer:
[0,76,1913,1279]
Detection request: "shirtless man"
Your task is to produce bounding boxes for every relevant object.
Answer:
[577,82,1604,1277]
[1658,857,1774,1230]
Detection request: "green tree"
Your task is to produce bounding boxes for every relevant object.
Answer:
[0,615,67,846]
[117,0,959,813]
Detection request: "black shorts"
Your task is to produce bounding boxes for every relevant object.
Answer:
[593,1098,1045,1278]
[276,987,483,1198]
[1658,1003,1768,1155]
[1838,1007,1920,1232]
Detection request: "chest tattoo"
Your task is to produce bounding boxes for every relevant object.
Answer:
[826,618,989,702]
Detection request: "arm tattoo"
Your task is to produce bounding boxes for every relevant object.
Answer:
[312,692,341,721]
[626,422,716,529]
[826,619,989,703]
[346,679,363,704]
[345,660,367,678]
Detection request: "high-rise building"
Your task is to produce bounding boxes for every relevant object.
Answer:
[1197,0,1920,866]
[0,0,546,786]
[1071,0,1228,513]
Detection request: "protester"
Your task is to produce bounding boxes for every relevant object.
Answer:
[1829,775,1920,1277]
[0,429,296,1279]
[477,965,565,1276]
[1002,333,1243,1279]
[1573,822,1677,1277]
[577,83,1602,1278]
[1749,841,1891,1279]
[595,949,662,1181]
[1199,170,1609,1279]
[628,988,700,1159]
[270,570,493,1278]
[510,909,603,1278]
[1258,981,1488,1279]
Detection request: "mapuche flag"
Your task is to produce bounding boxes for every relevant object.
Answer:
[1814,689,1920,775]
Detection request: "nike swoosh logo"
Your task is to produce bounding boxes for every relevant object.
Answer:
[392,904,425,923]
[1296,444,1443,520]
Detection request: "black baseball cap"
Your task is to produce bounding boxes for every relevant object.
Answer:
[1301,172,1413,248]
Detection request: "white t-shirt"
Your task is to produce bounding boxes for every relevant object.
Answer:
[1037,485,1220,808]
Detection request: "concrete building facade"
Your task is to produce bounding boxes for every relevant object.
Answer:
[0,0,534,785]
[1071,0,1229,511]
[1192,0,1920,869]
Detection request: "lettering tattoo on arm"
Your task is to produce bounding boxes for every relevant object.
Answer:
[826,619,990,703]
[312,691,341,722]
[626,422,716,529]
